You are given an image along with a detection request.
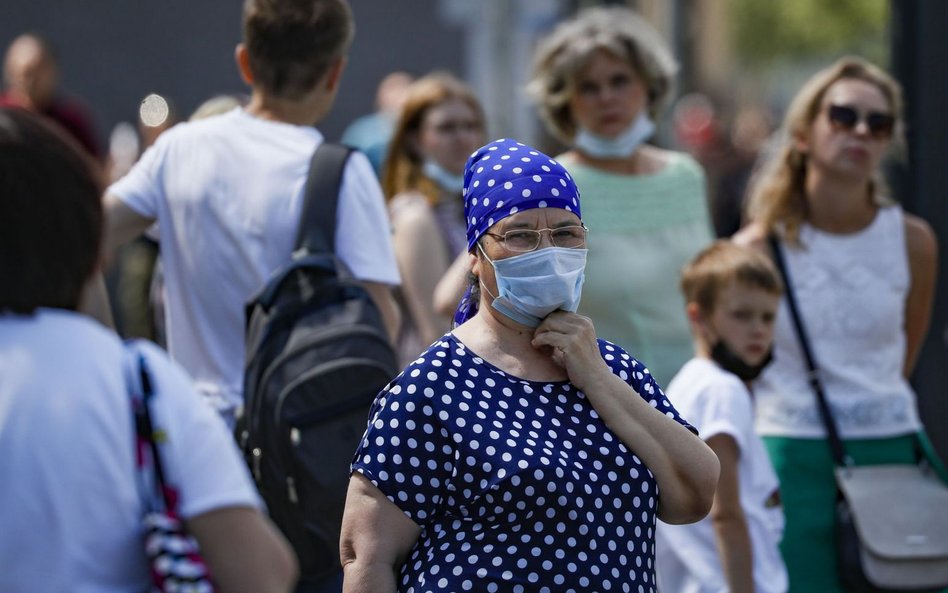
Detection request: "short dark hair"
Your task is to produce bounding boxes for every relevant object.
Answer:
[680,241,783,314]
[243,0,354,100]
[0,108,103,313]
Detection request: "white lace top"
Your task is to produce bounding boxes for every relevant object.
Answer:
[754,206,922,438]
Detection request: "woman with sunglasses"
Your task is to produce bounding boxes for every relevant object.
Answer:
[340,138,719,593]
[734,56,938,593]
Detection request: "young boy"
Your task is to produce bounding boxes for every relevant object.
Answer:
[656,240,788,593]
[99,0,401,427]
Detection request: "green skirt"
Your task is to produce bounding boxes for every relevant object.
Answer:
[763,433,948,593]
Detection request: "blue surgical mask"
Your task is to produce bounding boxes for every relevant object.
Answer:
[573,111,656,159]
[478,244,587,327]
[423,159,465,194]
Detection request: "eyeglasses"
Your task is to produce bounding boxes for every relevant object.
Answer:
[825,104,895,139]
[424,119,483,135]
[483,224,588,252]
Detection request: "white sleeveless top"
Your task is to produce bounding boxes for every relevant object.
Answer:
[755,206,921,438]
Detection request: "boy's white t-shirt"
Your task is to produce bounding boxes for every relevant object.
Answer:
[108,108,400,417]
[656,357,787,593]
[0,309,260,593]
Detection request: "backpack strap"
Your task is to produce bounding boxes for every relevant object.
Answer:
[294,143,355,255]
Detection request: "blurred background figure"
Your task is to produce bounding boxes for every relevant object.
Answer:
[342,70,413,176]
[711,104,775,238]
[673,93,777,239]
[735,56,939,593]
[527,5,714,387]
[1,32,101,160]
[381,72,485,365]
[189,93,246,121]
[106,92,178,343]
[0,107,298,593]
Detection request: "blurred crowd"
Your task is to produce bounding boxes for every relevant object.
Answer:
[1,2,943,593]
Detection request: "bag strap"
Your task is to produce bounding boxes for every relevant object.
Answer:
[767,235,852,467]
[294,142,355,255]
[126,345,174,512]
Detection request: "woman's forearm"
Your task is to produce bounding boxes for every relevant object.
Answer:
[583,371,719,524]
[342,561,399,593]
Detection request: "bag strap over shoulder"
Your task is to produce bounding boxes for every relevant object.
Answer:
[767,235,852,467]
[124,344,174,512]
[294,142,355,255]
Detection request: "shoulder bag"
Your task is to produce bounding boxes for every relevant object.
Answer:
[769,235,948,592]
[126,345,217,593]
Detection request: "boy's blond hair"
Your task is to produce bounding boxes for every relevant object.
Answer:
[680,241,783,314]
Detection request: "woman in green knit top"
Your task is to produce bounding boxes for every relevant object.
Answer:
[526,6,714,387]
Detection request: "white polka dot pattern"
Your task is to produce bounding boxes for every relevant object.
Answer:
[461,138,581,252]
[352,334,691,592]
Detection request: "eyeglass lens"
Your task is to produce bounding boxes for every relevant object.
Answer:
[502,226,586,251]
[826,104,894,139]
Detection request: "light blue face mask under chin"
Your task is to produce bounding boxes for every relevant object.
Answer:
[478,244,587,328]
[573,111,656,159]
[423,159,465,194]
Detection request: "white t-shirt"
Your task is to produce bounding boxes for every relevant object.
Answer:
[108,108,400,417]
[656,358,787,593]
[0,309,260,593]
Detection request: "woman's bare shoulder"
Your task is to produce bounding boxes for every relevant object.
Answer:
[731,222,769,251]
[389,191,435,224]
[903,211,937,265]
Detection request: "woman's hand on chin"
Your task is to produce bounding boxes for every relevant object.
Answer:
[531,311,611,391]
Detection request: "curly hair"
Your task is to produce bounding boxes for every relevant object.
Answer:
[526,6,678,144]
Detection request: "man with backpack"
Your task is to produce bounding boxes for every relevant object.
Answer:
[99,4,400,589]
[101,0,400,428]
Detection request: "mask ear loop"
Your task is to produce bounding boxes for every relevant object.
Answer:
[475,241,499,300]
[452,241,494,328]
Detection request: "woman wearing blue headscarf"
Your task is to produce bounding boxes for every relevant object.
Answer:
[339,139,719,593]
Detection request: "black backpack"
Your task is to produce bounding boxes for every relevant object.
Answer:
[237,143,399,587]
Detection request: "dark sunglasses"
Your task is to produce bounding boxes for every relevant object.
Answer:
[825,104,895,139]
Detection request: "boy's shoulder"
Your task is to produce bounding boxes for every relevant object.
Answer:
[668,357,748,403]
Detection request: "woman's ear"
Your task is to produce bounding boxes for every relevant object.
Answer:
[792,131,810,156]
[468,248,481,279]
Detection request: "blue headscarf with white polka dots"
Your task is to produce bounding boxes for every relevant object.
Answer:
[453,138,582,326]
[462,138,582,250]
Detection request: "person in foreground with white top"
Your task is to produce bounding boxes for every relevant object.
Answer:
[656,241,788,593]
[98,0,401,426]
[0,107,297,593]
[734,56,939,593]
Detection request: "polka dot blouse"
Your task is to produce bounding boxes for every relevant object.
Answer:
[352,333,693,593]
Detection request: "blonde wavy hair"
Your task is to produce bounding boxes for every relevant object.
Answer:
[526,6,678,144]
[746,56,906,243]
[381,72,484,207]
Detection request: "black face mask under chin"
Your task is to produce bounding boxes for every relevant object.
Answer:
[710,340,773,382]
